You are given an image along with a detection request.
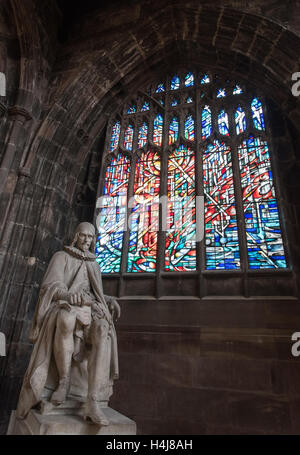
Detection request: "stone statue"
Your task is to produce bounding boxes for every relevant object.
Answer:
[15,222,121,427]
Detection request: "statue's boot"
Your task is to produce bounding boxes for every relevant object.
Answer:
[83,398,109,426]
[51,378,69,405]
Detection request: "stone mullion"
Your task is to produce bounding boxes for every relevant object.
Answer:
[210,101,219,138]
[118,151,137,295]
[228,100,249,295]
[195,87,205,297]
[155,109,169,297]
[243,95,254,137]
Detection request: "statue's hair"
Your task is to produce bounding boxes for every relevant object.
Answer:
[71,222,96,252]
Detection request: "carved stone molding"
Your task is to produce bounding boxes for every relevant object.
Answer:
[8,106,32,122]
[0,101,6,116]
[18,167,31,178]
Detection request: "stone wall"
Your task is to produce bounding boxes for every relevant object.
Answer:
[0,0,300,434]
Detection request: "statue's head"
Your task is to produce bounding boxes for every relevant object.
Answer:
[71,222,96,253]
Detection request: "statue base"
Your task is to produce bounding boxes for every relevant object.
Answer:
[7,400,136,435]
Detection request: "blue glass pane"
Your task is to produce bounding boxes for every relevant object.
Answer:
[251,97,265,130]
[185,72,194,87]
[200,74,210,84]
[218,110,229,136]
[235,106,246,134]
[233,84,243,95]
[127,104,136,114]
[217,88,226,98]
[170,75,180,90]
[156,83,165,93]
[141,101,150,111]
[202,106,212,139]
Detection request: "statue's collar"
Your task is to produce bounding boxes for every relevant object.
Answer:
[64,245,96,262]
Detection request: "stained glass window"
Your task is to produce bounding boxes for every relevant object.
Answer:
[238,136,286,268]
[141,101,150,111]
[185,115,194,141]
[217,88,226,98]
[127,104,136,114]
[185,72,194,87]
[218,110,229,136]
[203,141,240,269]
[235,106,246,135]
[165,146,196,271]
[201,74,210,84]
[127,150,161,272]
[153,114,163,146]
[96,154,130,273]
[124,124,134,150]
[109,121,121,152]
[138,123,148,148]
[202,106,212,139]
[156,83,165,93]
[169,117,179,145]
[99,71,288,282]
[251,97,265,130]
[171,75,180,90]
[159,99,164,106]
[233,85,243,95]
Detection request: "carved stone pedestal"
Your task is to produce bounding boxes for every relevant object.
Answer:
[7,400,136,435]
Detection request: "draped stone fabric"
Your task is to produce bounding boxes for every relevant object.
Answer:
[16,247,119,419]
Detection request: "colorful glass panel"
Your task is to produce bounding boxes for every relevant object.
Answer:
[96,154,130,273]
[217,88,226,98]
[169,117,179,145]
[185,72,194,87]
[127,150,161,272]
[235,106,246,134]
[171,99,179,107]
[165,146,196,271]
[124,124,134,150]
[185,115,194,141]
[218,110,229,136]
[186,96,193,104]
[138,123,148,148]
[127,104,136,114]
[200,74,210,84]
[238,136,286,268]
[202,106,212,140]
[109,121,121,152]
[141,101,150,111]
[251,97,265,130]
[203,141,240,269]
[153,114,163,146]
[156,83,165,93]
[171,75,180,90]
[233,84,243,95]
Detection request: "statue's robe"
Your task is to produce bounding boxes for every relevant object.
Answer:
[16,247,119,419]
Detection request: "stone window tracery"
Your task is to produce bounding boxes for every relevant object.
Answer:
[95,70,288,279]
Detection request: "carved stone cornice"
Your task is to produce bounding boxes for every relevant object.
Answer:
[18,167,31,178]
[0,101,6,116]
[8,105,32,122]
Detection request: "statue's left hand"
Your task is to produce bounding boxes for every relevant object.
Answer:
[109,299,121,320]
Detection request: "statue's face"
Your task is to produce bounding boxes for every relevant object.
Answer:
[76,227,94,252]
